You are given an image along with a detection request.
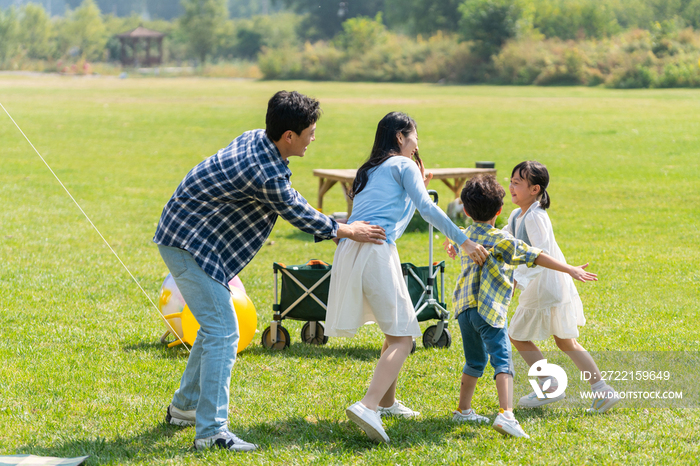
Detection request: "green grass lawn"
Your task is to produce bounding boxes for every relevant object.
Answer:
[1,77,699,465]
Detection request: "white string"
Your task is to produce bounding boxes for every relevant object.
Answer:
[1,101,191,353]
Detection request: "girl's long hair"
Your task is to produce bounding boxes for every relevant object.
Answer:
[350,112,419,199]
[511,160,551,209]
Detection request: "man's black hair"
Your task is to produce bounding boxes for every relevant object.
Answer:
[460,175,505,222]
[265,91,322,142]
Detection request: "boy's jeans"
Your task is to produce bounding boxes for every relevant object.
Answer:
[158,244,240,439]
[457,307,514,379]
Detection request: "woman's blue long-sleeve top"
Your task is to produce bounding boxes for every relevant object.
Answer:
[345,156,468,246]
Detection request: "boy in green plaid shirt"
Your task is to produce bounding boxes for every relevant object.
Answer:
[444,175,597,438]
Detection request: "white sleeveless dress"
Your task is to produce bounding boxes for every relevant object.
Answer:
[504,202,586,341]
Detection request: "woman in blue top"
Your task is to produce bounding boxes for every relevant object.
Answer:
[327,112,488,443]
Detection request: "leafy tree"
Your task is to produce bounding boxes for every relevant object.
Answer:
[0,7,19,64]
[235,25,263,58]
[527,0,619,40]
[19,3,53,59]
[459,0,520,59]
[59,0,107,60]
[218,13,301,60]
[281,0,384,40]
[385,0,462,35]
[333,13,386,56]
[228,0,285,18]
[180,0,228,64]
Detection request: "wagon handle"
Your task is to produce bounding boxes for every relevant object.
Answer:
[428,190,438,204]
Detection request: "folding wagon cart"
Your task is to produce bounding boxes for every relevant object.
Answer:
[261,190,452,350]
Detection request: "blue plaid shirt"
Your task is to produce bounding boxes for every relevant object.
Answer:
[154,129,338,286]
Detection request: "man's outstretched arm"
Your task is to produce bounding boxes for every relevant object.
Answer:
[336,221,386,245]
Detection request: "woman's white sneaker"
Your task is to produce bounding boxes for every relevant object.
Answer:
[346,401,390,443]
[193,430,257,452]
[377,400,421,419]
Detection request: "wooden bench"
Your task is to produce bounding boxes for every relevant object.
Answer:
[313,167,497,215]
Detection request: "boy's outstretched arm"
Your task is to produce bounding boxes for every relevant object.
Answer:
[443,238,457,260]
[534,253,598,282]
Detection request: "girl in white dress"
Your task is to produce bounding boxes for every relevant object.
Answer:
[505,161,620,413]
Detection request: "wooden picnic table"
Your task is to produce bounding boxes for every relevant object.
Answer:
[313,167,497,215]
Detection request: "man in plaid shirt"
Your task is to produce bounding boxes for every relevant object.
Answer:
[154,91,386,452]
[444,175,596,438]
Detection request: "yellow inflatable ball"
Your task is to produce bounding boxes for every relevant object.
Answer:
[230,287,257,354]
[158,273,258,353]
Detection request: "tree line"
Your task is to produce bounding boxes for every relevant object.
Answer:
[2,0,700,88]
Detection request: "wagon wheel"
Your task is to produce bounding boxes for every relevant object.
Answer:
[410,338,417,354]
[301,321,329,345]
[261,325,291,350]
[422,325,452,349]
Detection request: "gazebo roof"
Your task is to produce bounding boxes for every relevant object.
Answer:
[117,26,165,39]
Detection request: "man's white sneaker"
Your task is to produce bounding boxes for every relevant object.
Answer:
[452,408,489,423]
[345,401,390,443]
[492,412,529,438]
[377,400,420,419]
[193,430,257,452]
[518,390,566,408]
[586,388,622,413]
[166,404,196,427]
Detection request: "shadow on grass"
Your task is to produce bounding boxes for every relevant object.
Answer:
[122,340,189,359]
[242,341,383,361]
[15,424,190,466]
[19,417,482,464]
[244,415,483,451]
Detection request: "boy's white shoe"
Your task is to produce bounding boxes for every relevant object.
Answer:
[518,391,566,408]
[377,400,420,419]
[452,408,489,423]
[165,404,196,427]
[586,387,622,413]
[492,411,529,438]
[346,401,390,443]
[193,430,257,452]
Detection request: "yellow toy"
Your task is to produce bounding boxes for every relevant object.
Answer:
[158,274,258,353]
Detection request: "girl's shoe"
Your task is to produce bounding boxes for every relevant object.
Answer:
[452,408,489,423]
[377,400,420,418]
[493,412,530,438]
[586,388,621,413]
[518,391,566,408]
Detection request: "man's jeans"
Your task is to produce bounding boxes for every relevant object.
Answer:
[158,244,240,439]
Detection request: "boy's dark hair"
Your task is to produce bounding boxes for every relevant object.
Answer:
[265,91,322,142]
[460,175,505,222]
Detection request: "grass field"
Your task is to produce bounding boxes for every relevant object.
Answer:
[1,77,699,465]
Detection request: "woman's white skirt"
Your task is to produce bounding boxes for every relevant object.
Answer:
[326,240,422,338]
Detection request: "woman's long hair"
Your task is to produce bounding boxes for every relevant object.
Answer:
[350,112,419,199]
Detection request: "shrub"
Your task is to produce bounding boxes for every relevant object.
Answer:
[607,63,657,88]
[657,61,700,88]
